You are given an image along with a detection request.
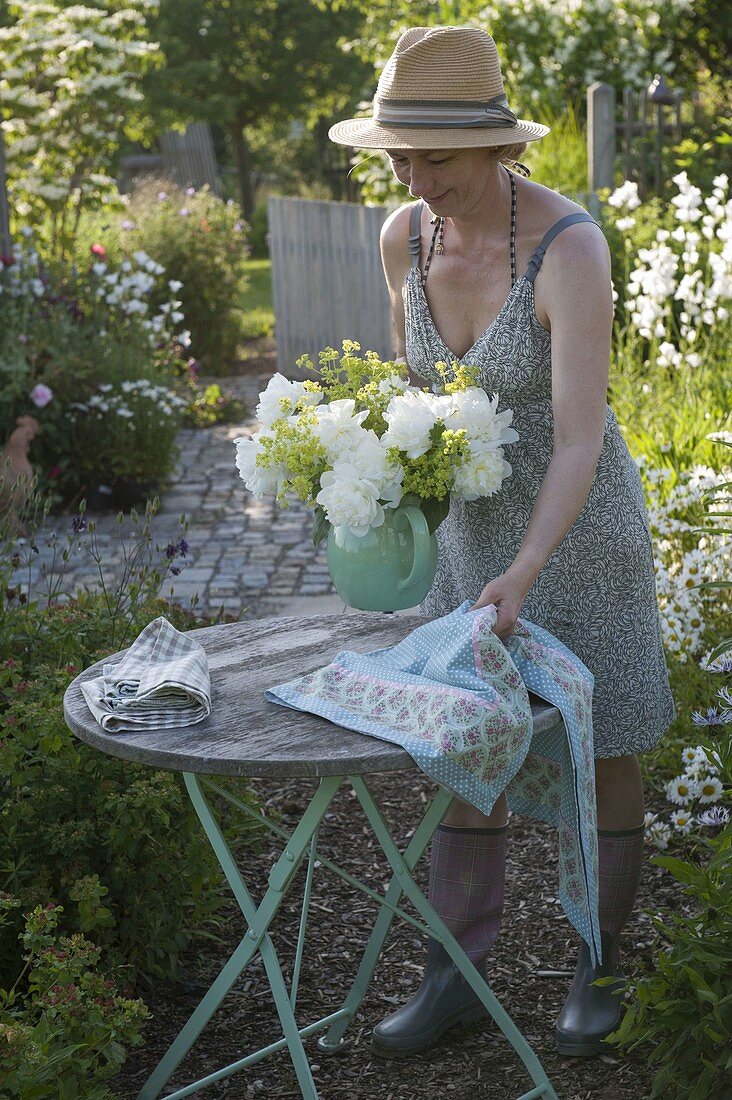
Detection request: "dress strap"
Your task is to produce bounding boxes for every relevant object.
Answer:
[408,200,423,268]
[525,212,601,284]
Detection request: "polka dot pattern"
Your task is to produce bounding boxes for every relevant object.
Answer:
[266,601,603,968]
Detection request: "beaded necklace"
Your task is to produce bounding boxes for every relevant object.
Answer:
[422,166,518,289]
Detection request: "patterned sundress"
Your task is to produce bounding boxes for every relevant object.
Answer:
[403,186,675,757]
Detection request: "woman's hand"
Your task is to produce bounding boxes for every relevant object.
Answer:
[468,570,533,641]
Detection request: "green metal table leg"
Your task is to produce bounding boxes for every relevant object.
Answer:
[348,775,559,1100]
[317,783,454,1051]
[137,774,342,1100]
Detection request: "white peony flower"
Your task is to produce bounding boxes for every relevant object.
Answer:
[452,443,512,501]
[316,463,385,535]
[256,373,322,427]
[338,430,404,507]
[234,434,283,497]
[382,389,439,458]
[311,399,369,461]
[443,388,518,450]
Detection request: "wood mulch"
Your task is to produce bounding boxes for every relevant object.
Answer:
[110,770,681,1100]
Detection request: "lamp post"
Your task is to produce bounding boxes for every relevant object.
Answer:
[647,72,676,194]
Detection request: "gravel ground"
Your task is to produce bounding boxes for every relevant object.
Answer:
[110,771,679,1100]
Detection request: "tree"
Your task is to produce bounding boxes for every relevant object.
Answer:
[0,0,159,255]
[145,0,371,217]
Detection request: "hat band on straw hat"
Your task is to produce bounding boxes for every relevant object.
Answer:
[373,92,518,130]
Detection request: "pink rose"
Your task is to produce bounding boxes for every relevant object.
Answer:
[90,243,106,259]
[30,383,53,408]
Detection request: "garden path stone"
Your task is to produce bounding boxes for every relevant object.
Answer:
[11,362,422,621]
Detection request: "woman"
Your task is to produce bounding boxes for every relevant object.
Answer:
[329,26,674,1060]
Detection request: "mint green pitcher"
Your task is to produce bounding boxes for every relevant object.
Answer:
[326,503,438,611]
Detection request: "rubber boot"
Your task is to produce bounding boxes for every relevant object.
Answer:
[554,929,626,1056]
[555,823,645,1056]
[371,823,507,1058]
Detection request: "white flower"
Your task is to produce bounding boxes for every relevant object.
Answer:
[648,821,671,849]
[670,809,694,834]
[607,180,641,211]
[338,430,404,506]
[312,399,370,461]
[452,443,512,501]
[616,216,636,232]
[696,775,723,804]
[443,388,518,450]
[376,373,409,396]
[665,774,697,805]
[234,434,283,497]
[256,373,323,427]
[382,389,439,458]
[316,463,385,535]
[177,330,192,348]
[168,279,183,292]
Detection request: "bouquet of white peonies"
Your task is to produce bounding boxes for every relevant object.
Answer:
[234,342,518,545]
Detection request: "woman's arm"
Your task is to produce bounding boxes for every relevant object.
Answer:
[380,205,430,388]
[471,222,614,637]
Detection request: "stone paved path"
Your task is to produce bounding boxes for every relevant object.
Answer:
[12,363,358,620]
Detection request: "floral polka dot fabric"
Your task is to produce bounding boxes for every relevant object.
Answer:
[266,600,602,967]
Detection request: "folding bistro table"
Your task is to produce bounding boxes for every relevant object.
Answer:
[63,614,562,1100]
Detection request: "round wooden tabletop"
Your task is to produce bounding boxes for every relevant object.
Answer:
[63,614,561,779]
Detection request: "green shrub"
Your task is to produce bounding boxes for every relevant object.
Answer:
[0,898,149,1099]
[0,238,189,504]
[607,446,732,1099]
[82,182,251,372]
[0,496,267,989]
[607,715,731,1099]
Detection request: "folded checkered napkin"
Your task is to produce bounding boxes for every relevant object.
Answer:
[80,617,211,732]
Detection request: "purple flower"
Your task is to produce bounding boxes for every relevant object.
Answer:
[703,652,732,673]
[157,190,168,201]
[29,383,53,408]
[234,221,244,232]
[165,538,189,560]
[187,357,200,375]
[691,707,725,726]
[121,220,136,231]
[179,207,190,217]
[697,806,730,827]
[185,186,196,196]
[18,333,29,344]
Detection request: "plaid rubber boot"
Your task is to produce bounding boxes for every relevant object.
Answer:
[371,822,508,1057]
[555,823,645,1056]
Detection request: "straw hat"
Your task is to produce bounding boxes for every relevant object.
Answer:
[329,26,549,150]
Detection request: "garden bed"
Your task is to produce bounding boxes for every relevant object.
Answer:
[110,770,682,1100]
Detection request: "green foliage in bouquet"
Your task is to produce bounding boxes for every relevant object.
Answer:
[0,898,149,1099]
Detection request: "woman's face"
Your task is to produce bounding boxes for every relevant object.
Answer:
[386,147,496,214]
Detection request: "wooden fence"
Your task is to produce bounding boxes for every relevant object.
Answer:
[268,196,394,376]
[588,81,701,198]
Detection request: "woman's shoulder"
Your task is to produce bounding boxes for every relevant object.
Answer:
[518,176,596,239]
[380,201,419,249]
[379,201,420,281]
